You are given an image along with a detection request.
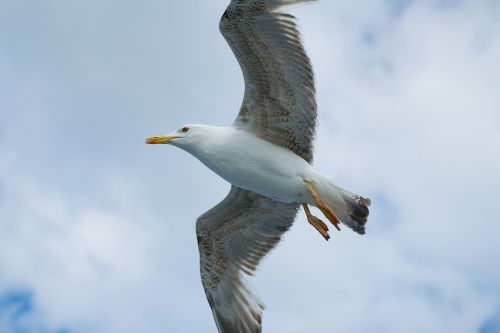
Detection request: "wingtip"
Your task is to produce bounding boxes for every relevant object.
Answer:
[269,0,318,10]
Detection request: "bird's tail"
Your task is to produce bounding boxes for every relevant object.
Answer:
[337,189,370,235]
[308,173,371,235]
[316,178,371,234]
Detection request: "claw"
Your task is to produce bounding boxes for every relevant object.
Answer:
[302,204,330,241]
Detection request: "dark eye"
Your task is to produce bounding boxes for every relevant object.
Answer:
[181,127,189,133]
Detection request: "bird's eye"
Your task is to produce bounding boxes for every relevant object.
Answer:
[181,127,189,133]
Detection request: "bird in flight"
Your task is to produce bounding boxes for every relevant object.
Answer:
[146,0,370,332]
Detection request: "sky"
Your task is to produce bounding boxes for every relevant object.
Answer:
[1,0,500,332]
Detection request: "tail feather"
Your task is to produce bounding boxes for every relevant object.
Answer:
[313,176,370,235]
[340,192,370,235]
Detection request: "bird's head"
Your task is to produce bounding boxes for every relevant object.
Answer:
[145,124,212,151]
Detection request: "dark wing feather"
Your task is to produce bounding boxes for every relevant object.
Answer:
[221,0,317,162]
[196,186,299,333]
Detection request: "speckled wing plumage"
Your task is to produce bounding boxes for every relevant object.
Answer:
[196,1,316,331]
[221,0,317,162]
[197,186,299,333]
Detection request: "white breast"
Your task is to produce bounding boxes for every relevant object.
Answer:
[189,127,314,203]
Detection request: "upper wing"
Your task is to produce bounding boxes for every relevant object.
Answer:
[196,186,299,333]
[220,0,317,162]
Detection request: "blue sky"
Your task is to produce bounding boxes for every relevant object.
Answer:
[1,0,499,332]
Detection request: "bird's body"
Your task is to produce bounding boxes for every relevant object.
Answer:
[172,124,354,222]
[146,0,370,332]
[174,125,313,203]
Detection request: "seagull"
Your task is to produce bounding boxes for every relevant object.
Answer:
[146,0,370,332]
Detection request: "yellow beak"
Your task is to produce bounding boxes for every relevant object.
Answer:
[145,135,177,144]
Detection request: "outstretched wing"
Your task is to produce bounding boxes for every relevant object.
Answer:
[221,0,317,162]
[196,186,299,333]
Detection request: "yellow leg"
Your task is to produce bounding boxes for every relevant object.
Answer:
[304,180,341,231]
[302,204,330,241]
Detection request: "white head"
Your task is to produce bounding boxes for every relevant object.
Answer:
[145,124,216,155]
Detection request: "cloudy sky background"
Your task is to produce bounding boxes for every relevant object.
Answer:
[1,0,500,332]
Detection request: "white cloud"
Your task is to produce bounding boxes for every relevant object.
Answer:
[0,146,211,333]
